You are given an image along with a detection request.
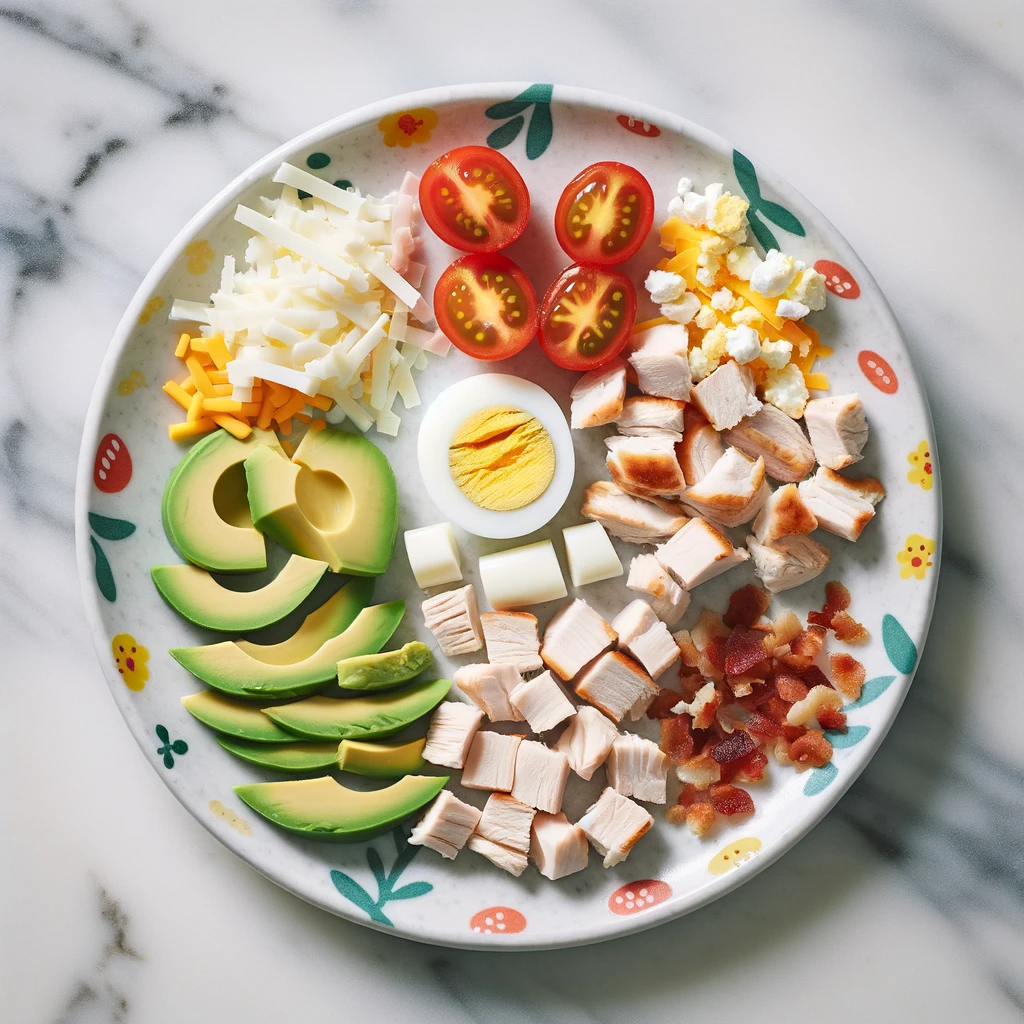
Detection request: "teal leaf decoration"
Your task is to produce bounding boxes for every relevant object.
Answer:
[746,211,780,254]
[844,675,896,711]
[525,102,553,160]
[89,513,136,541]
[330,870,389,924]
[155,725,188,768]
[732,148,804,251]
[485,84,554,159]
[826,725,870,749]
[155,724,170,743]
[484,98,533,120]
[486,115,524,151]
[389,881,433,901]
[90,536,116,602]
[757,199,805,236]
[367,847,387,890]
[171,739,188,755]
[882,614,918,674]
[732,150,762,202]
[803,761,838,796]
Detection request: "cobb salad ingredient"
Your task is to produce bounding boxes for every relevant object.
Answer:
[605,433,686,498]
[552,706,618,781]
[607,734,670,804]
[679,447,767,528]
[721,403,815,482]
[453,662,523,723]
[575,650,658,724]
[475,793,535,854]
[334,640,434,691]
[509,670,577,734]
[581,482,689,544]
[421,583,485,656]
[422,701,484,769]
[656,517,750,590]
[797,467,885,541]
[615,395,686,436]
[335,738,428,778]
[409,790,481,859]
[530,812,590,880]
[479,611,542,673]
[627,323,692,401]
[467,834,529,877]
[561,521,623,587]
[510,740,571,814]
[181,689,299,743]
[577,787,653,868]
[216,738,341,774]
[802,394,868,470]
[478,539,567,609]
[461,731,522,791]
[404,522,463,589]
[569,359,627,428]
[691,360,762,431]
[540,598,617,680]
[625,554,690,623]
[752,484,818,546]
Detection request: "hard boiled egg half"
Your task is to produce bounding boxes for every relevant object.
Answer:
[417,374,575,539]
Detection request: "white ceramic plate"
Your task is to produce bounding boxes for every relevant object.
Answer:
[76,83,941,949]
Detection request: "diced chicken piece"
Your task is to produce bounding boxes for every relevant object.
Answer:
[679,406,725,486]
[752,483,818,545]
[530,811,590,880]
[454,663,524,722]
[479,611,542,673]
[474,792,536,853]
[611,599,660,649]
[615,396,687,436]
[798,467,885,541]
[804,394,868,470]
[721,402,816,482]
[422,701,483,769]
[510,740,570,814]
[626,554,691,624]
[656,517,750,589]
[746,533,831,593]
[421,584,484,656]
[691,360,762,431]
[625,620,681,680]
[541,599,617,681]
[577,787,654,867]
[509,670,577,733]
[606,434,687,498]
[409,790,482,859]
[569,358,627,428]
[466,834,529,876]
[628,323,692,401]
[581,481,689,544]
[461,731,522,791]
[606,734,670,804]
[575,651,658,723]
[553,705,618,780]
[682,447,769,528]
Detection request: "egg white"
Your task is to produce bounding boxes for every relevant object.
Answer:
[416,373,576,540]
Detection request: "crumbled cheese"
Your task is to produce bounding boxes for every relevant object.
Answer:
[731,305,762,327]
[787,267,827,311]
[725,325,762,364]
[701,323,729,365]
[694,305,719,331]
[759,338,793,369]
[680,190,709,226]
[645,270,687,304]
[726,245,762,281]
[707,193,749,235]
[710,288,737,313]
[696,252,721,288]
[666,195,686,220]
[764,362,809,417]
[776,298,810,320]
[688,346,718,382]
[661,292,701,324]
[676,176,693,197]
[700,234,733,256]
[749,249,798,297]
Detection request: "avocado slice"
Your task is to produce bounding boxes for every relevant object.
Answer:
[162,427,284,572]
[245,427,398,577]
[181,690,297,743]
[237,577,374,665]
[338,738,426,778]
[336,641,433,691]
[217,737,340,772]
[151,555,328,631]
[234,774,448,842]
[264,677,451,740]
[170,599,405,699]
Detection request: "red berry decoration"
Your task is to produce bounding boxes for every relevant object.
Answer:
[608,880,672,915]
[857,350,899,395]
[814,259,860,299]
[469,906,526,935]
[93,433,132,493]
[616,114,661,138]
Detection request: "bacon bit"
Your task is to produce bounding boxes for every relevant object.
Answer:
[709,783,755,816]
[660,716,694,764]
[687,802,717,836]
[726,674,757,698]
[665,804,688,826]
[647,688,685,719]
[788,730,833,770]
[673,785,717,835]
[816,705,847,731]
[776,625,826,669]
[691,609,728,651]
[746,710,784,740]
[772,736,794,767]
[723,628,768,676]
[775,673,809,703]
[674,629,702,668]
[764,695,794,725]
[692,688,722,730]
[829,652,866,699]
[676,751,721,788]
[800,665,832,690]
[705,635,727,673]
[679,670,705,698]
[723,584,772,629]
[832,610,870,644]
[768,610,802,650]
[783,724,807,742]
[726,747,769,783]
[709,730,756,765]
[808,580,851,627]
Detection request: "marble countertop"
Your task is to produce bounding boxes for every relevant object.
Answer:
[3,0,1023,1020]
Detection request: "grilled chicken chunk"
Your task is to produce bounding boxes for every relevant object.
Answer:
[577,787,654,867]
[480,611,542,673]
[581,481,689,544]
[421,584,484,656]
[509,670,577,734]
[752,483,818,545]
[570,358,627,428]
[611,599,660,649]
[606,434,687,498]
[475,792,536,853]
[541,599,617,680]
[628,323,692,401]
[606,734,670,804]
[722,402,816,482]
[615,395,687,435]
[575,651,658,723]
[510,740,571,814]
[553,705,619,780]
[656,516,750,589]
[466,834,529,876]
[803,393,868,470]
[530,812,590,880]
[624,619,680,680]
[461,731,522,791]
[626,554,691,624]
[691,360,762,431]
[409,790,482,859]
[798,466,885,541]
[679,406,725,485]
[682,447,769,528]
[746,532,831,593]
[422,701,484,769]
[454,662,524,722]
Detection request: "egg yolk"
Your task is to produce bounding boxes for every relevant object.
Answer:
[448,405,555,512]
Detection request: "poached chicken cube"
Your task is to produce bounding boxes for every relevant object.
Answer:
[421,584,484,656]
[553,705,619,781]
[575,651,658,723]
[625,620,681,680]
[409,790,482,859]
[803,393,868,470]
[510,740,571,814]
[615,395,687,435]
[721,402,816,482]
[611,599,660,649]
[628,323,693,401]
[577,787,654,867]
[682,447,770,528]
[752,483,818,545]
[679,405,725,486]
[606,434,688,498]
[475,792,536,853]
[570,358,627,428]
[454,663,524,723]
[422,701,484,769]
[606,734,670,803]
[691,360,762,431]
[746,532,831,593]
[480,611,542,673]
[581,481,689,544]
[626,554,691,624]
[541,599,617,680]
[530,812,590,880]
[798,467,885,541]
[656,517,749,589]
[461,731,522,791]
[509,670,577,734]
[467,834,529,876]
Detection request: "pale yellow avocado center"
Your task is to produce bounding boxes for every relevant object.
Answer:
[448,405,555,512]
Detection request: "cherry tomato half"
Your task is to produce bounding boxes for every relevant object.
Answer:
[434,253,538,360]
[419,146,530,253]
[554,161,654,266]
[538,264,636,371]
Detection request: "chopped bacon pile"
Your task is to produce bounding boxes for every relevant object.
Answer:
[655,580,866,835]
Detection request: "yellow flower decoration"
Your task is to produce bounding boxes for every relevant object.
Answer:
[378,108,438,148]
[907,440,934,491]
[136,295,165,325]
[111,633,149,691]
[185,240,214,275]
[117,369,148,396]
[897,534,935,580]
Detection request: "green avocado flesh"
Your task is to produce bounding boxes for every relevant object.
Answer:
[244,427,398,576]
[215,736,427,776]
[217,737,340,772]
[263,677,451,740]
[336,641,433,691]
[234,774,448,842]
[169,599,405,699]
[181,690,297,743]
[236,577,373,665]
[151,555,328,631]
[338,737,426,778]
[162,427,283,572]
